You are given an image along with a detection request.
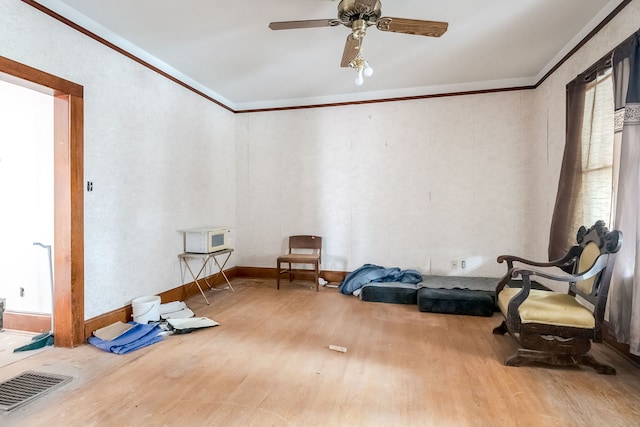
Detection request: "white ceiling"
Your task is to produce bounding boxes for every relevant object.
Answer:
[35,0,625,111]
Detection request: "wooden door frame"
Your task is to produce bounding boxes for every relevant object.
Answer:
[0,55,84,347]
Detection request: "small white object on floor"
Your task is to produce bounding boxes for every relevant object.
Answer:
[319,278,328,286]
[329,345,347,353]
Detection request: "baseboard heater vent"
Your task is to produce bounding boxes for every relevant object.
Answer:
[0,371,71,411]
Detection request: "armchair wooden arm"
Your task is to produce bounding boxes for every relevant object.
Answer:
[497,245,583,270]
[495,246,584,294]
[511,253,609,284]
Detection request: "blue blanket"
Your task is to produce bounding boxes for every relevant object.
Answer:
[339,264,423,295]
[88,322,164,354]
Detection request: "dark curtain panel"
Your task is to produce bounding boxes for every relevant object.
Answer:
[548,56,613,262]
[548,82,586,261]
[613,29,640,107]
[608,29,640,354]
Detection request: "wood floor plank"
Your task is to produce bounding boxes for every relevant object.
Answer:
[1,278,639,426]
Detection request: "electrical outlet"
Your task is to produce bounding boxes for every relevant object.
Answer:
[451,260,457,269]
[461,260,466,269]
[20,287,25,297]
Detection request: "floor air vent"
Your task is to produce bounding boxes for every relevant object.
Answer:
[0,371,72,411]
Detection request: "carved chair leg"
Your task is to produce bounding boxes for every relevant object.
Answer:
[504,353,529,367]
[578,354,616,375]
[493,320,508,335]
[505,349,574,367]
[504,349,616,374]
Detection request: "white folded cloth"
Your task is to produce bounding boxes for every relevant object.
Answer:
[160,307,195,319]
[159,301,187,315]
[167,317,219,330]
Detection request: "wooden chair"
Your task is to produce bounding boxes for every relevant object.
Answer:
[277,235,322,291]
[493,221,622,374]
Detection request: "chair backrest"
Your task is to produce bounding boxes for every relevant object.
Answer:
[289,235,322,257]
[570,221,622,312]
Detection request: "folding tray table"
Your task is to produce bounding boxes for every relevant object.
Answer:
[178,248,234,304]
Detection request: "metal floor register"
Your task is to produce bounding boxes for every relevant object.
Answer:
[0,371,72,411]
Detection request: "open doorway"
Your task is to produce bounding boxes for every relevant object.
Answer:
[0,80,54,333]
[0,55,85,347]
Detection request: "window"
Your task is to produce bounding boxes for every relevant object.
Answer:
[580,68,615,227]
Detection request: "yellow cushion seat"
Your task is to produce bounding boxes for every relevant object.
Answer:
[497,287,595,329]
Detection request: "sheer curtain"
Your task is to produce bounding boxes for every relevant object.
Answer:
[549,57,614,262]
[608,30,640,355]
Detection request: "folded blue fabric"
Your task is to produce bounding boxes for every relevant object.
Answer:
[88,322,163,354]
[339,264,423,294]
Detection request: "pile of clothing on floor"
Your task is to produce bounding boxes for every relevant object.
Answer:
[88,321,164,354]
[339,263,423,295]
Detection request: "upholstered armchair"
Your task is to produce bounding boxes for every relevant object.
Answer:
[493,221,622,374]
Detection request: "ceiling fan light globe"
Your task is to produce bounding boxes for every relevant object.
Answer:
[364,63,373,77]
[355,73,364,86]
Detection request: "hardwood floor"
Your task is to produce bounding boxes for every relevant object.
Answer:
[1,278,640,426]
[0,331,51,368]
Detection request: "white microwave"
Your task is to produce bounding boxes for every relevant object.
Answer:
[181,227,230,253]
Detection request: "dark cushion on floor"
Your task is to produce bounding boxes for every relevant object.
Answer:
[359,282,419,304]
[417,287,495,317]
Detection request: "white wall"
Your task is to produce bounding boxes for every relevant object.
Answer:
[0,2,236,318]
[235,91,546,278]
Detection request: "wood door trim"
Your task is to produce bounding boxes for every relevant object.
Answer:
[0,55,84,347]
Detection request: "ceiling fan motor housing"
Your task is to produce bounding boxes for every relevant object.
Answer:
[338,0,382,25]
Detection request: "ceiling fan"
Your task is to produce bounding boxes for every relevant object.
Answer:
[269,0,448,85]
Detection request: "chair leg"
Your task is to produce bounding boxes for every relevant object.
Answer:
[493,321,508,335]
[578,354,616,375]
[315,262,319,292]
[503,348,616,375]
[504,349,571,368]
[277,262,280,290]
[288,263,293,282]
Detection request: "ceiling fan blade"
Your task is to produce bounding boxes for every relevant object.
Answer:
[376,17,448,37]
[340,34,361,67]
[269,19,340,30]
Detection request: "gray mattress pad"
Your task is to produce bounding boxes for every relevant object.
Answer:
[420,275,498,292]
